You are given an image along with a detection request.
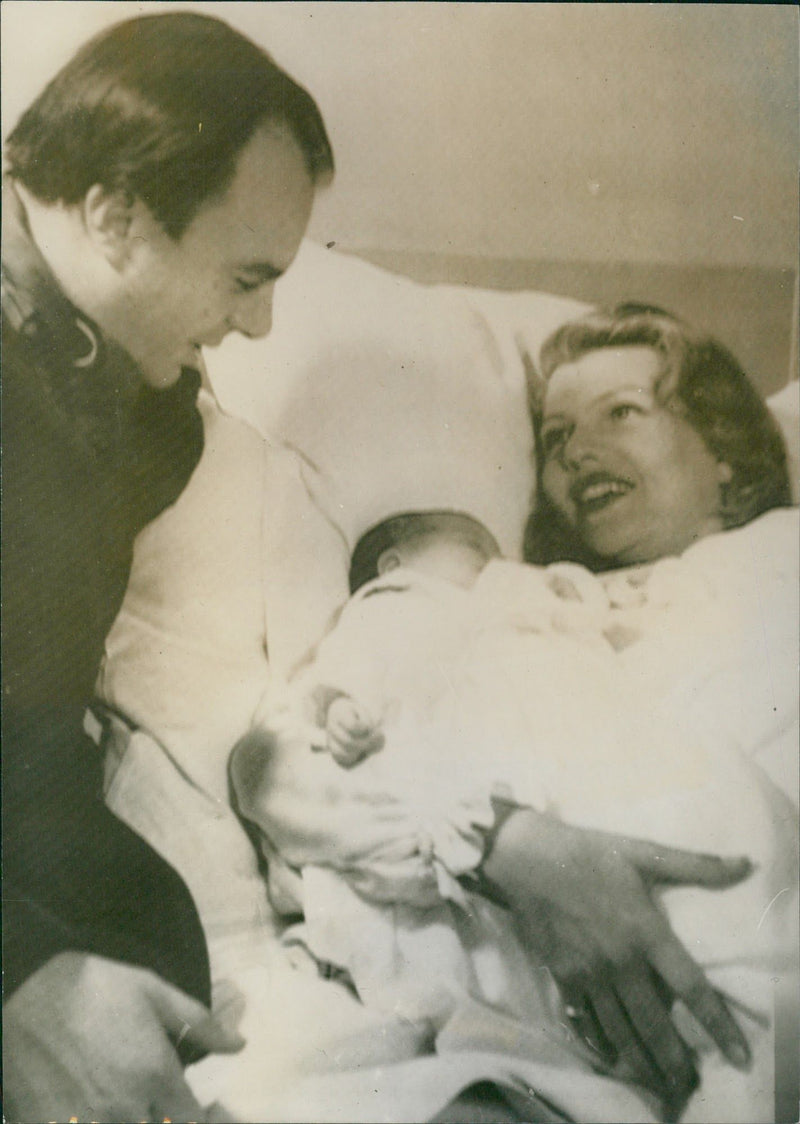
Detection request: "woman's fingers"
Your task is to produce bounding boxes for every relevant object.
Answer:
[648,938,751,1069]
[559,983,612,1063]
[612,963,698,1114]
[586,980,667,1099]
[484,813,752,1090]
[619,836,753,889]
[592,832,752,1070]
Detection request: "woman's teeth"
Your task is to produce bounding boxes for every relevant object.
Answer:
[581,480,629,502]
[573,477,633,513]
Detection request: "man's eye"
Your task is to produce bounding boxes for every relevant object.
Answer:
[234,277,261,293]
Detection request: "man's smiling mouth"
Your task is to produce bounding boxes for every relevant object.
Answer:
[570,472,634,515]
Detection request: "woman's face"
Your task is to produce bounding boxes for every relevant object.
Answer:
[540,346,731,565]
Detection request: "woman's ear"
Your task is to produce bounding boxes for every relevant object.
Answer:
[377,550,402,576]
[716,460,737,522]
[82,184,134,269]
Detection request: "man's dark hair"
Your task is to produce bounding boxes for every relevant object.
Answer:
[5,12,333,239]
[349,511,501,594]
[525,303,791,567]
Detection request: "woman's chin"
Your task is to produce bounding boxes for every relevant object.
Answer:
[576,522,635,566]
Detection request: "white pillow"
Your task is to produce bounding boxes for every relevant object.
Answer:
[207,240,588,560]
[207,241,797,567]
[99,393,351,794]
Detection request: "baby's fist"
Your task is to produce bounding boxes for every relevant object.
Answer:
[326,695,384,767]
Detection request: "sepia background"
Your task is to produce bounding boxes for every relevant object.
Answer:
[3,1,798,394]
[3,6,797,1119]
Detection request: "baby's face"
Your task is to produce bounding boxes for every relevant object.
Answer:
[540,346,730,564]
[380,535,490,589]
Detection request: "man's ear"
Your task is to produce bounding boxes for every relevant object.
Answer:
[82,184,134,269]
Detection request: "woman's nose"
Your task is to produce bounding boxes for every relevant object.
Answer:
[560,427,598,471]
[231,288,274,339]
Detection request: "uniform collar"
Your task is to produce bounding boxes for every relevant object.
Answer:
[1,178,143,407]
[2,178,204,476]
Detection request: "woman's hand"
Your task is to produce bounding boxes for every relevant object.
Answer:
[479,807,753,1115]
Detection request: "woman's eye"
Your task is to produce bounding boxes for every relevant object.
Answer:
[234,277,261,294]
[609,403,639,421]
[541,427,568,456]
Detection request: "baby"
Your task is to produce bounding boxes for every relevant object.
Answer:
[320,510,635,766]
[232,508,798,1124]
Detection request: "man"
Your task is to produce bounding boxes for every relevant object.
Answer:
[2,13,332,1121]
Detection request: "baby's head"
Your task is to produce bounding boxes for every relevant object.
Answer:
[349,511,501,593]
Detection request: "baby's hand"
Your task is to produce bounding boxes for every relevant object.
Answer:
[325,694,384,767]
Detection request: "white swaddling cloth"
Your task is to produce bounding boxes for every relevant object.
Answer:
[246,508,798,1123]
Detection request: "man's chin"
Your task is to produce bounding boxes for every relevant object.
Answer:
[138,357,192,390]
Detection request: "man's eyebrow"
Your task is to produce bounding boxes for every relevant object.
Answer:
[237,262,285,283]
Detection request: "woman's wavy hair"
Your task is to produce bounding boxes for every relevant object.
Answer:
[5,12,333,239]
[524,303,791,567]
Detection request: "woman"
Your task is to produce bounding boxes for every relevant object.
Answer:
[508,303,796,1120]
[525,302,791,568]
[233,306,796,1121]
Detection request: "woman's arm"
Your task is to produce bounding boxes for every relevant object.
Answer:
[479,804,752,1113]
[234,694,753,1112]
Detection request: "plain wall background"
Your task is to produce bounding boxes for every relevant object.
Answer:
[3,1,797,268]
[3,2,797,389]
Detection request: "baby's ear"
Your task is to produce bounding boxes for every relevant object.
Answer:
[377,549,401,576]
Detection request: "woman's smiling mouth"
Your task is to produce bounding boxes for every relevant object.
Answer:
[570,472,634,515]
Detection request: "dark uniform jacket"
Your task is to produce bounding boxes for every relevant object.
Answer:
[2,180,210,1004]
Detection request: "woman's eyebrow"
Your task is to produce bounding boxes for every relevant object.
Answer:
[577,386,652,408]
[598,385,649,399]
[543,385,651,420]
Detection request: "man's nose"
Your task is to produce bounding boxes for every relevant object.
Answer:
[231,287,274,339]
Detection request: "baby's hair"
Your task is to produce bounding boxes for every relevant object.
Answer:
[349,511,500,593]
